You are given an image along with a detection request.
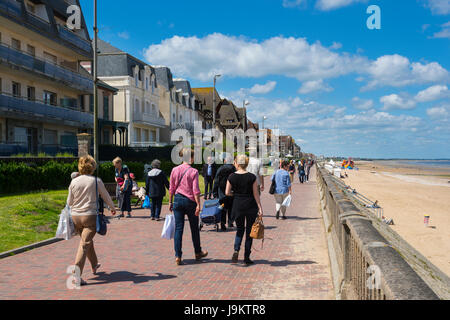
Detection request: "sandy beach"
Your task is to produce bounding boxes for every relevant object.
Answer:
[341,161,450,276]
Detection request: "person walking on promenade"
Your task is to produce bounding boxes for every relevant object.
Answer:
[169,147,208,266]
[202,156,217,200]
[288,160,296,183]
[247,156,265,194]
[225,155,264,265]
[113,157,133,218]
[273,160,292,220]
[146,159,170,221]
[213,154,236,230]
[298,160,306,184]
[305,159,312,182]
[67,155,116,286]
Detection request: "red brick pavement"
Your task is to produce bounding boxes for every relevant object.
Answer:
[0,167,334,300]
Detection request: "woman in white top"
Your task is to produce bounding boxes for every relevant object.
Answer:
[67,155,116,285]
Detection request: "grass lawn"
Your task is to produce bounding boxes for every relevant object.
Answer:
[0,176,207,253]
[0,190,68,253]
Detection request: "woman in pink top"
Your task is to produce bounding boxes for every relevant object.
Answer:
[169,147,208,265]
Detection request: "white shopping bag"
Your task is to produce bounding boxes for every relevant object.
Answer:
[282,195,292,208]
[56,205,76,240]
[161,214,175,240]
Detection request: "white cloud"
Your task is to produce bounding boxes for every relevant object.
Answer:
[117,31,130,40]
[249,81,277,94]
[426,0,450,15]
[427,105,449,118]
[415,85,449,102]
[365,54,449,89]
[143,33,367,82]
[380,94,417,110]
[298,79,333,94]
[315,0,367,11]
[432,21,450,39]
[352,97,374,110]
[144,34,448,91]
[330,42,343,49]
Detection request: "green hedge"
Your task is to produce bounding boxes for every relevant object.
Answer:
[0,160,205,194]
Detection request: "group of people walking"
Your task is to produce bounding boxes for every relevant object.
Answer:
[67,151,313,285]
[286,159,314,184]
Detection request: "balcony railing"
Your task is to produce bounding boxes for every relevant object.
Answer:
[0,93,93,126]
[130,141,168,148]
[0,42,93,92]
[133,112,166,127]
[57,24,92,53]
[0,0,22,17]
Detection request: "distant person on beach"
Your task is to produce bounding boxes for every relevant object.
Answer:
[113,157,133,218]
[225,154,264,265]
[202,156,217,200]
[169,147,208,266]
[298,160,306,184]
[67,155,116,286]
[213,154,236,230]
[146,159,170,221]
[272,160,292,219]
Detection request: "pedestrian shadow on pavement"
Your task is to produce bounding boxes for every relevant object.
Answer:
[85,272,176,286]
[194,259,317,267]
[264,216,320,221]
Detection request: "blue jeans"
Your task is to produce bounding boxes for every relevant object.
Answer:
[234,213,257,259]
[173,194,202,258]
[150,197,163,218]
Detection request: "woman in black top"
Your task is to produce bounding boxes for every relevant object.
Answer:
[225,155,264,265]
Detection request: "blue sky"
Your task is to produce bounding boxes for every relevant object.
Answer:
[79,0,450,158]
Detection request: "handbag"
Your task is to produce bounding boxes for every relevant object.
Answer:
[250,216,264,240]
[269,175,276,195]
[95,176,108,236]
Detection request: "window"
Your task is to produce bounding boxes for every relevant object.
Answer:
[43,91,57,106]
[134,99,139,114]
[43,129,57,145]
[11,38,21,51]
[134,128,141,142]
[27,45,35,56]
[12,82,21,97]
[152,104,156,116]
[43,51,57,64]
[79,95,85,111]
[0,77,2,93]
[143,129,149,142]
[145,77,149,91]
[27,86,35,101]
[135,75,139,87]
[103,95,109,119]
[141,101,145,114]
[27,2,36,14]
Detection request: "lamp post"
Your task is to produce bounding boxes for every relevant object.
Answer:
[243,100,250,130]
[93,0,99,162]
[262,116,267,129]
[212,74,221,128]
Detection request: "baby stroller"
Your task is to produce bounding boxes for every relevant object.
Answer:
[199,199,223,232]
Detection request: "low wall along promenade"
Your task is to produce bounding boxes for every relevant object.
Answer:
[316,164,442,300]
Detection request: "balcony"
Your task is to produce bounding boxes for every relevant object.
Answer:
[130,141,168,148]
[0,0,22,18]
[0,42,93,92]
[0,93,93,127]
[57,25,92,53]
[133,112,166,127]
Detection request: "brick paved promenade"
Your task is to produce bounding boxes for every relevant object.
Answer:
[0,167,334,300]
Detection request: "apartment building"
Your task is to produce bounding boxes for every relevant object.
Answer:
[0,0,94,155]
[96,39,165,147]
[173,78,201,133]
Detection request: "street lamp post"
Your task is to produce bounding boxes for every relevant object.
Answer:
[93,0,99,162]
[262,116,267,129]
[212,74,221,128]
[243,100,250,130]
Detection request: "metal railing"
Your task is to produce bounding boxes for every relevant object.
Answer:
[133,112,166,127]
[316,163,439,300]
[0,0,21,17]
[56,24,92,53]
[0,93,93,125]
[0,41,93,92]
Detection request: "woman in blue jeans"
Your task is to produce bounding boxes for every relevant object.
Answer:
[169,147,208,266]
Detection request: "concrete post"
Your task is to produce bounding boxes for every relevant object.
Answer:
[77,133,92,157]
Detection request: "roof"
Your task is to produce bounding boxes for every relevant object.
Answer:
[154,66,174,90]
[97,39,156,84]
[192,87,221,112]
